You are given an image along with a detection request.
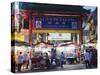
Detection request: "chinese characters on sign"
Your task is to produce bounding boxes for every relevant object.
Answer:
[34,16,81,30]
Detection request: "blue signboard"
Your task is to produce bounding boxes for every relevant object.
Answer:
[34,16,81,30]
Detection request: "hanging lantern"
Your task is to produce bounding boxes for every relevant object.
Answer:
[20,11,29,20]
[22,14,28,20]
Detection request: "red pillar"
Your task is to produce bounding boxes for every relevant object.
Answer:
[29,12,33,46]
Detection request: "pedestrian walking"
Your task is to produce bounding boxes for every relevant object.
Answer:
[90,48,97,68]
[18,52,23,72]
[23,51,30,69]
[51,46,56,64]
[60,52,65,68]
[84,49,91,68]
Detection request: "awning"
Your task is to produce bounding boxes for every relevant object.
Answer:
[11,32,24,42]
[11,40,30,46]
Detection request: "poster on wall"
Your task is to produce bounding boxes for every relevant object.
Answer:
[11,2,97,73]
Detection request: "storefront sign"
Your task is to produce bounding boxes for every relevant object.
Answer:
[34,16,80,30]
[48,33,71,40]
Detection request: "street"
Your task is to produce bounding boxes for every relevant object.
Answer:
[18,64,86,73]
[57,64,85,70]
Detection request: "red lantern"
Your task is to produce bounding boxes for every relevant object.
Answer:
[22,14,28,20]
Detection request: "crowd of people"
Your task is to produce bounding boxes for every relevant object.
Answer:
[11,45,97,72]
[84,46,97,68]
[11,51,31,72]
[11,47,66,72]
[18,51,30,72]
[31,46,65,70]
[50,46,65,69]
